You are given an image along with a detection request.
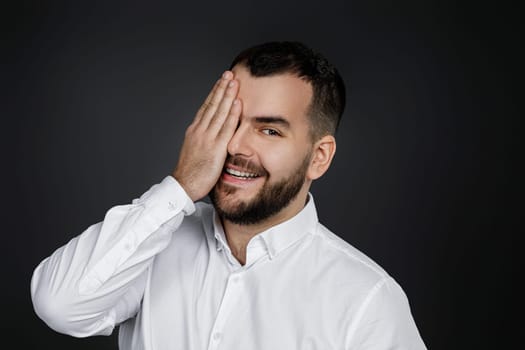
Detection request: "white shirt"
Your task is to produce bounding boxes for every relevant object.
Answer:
[31,176,427,349]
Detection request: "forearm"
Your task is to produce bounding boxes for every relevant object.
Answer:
[30,176,195,337]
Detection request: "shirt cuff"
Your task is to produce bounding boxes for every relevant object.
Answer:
[140,175,196,226]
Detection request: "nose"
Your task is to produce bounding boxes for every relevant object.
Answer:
[227,123,254,157]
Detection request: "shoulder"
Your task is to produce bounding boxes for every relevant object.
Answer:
[307,225,425,346]
[307,223,391,292]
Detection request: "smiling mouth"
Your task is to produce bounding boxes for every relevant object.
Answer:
[224,167,261,180]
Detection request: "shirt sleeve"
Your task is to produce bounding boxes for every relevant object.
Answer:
[30,175,195,338]
[345,277,427,350]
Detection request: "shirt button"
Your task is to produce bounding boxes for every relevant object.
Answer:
[231,275,240,283]
[213,332,222,341]
[168,201,176,210]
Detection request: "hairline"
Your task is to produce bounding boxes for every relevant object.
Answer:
[231,62,332,142]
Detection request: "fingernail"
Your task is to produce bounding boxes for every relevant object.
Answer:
[222,71,231,79]
[228,80,235,88]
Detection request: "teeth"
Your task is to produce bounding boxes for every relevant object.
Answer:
[225,168,258,178]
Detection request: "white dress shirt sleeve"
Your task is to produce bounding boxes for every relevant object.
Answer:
[346,277,427,350]
[30,175,195,338]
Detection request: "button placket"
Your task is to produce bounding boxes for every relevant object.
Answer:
[206,272,244,350]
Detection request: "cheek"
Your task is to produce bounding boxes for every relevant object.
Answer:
[260,146,305,178]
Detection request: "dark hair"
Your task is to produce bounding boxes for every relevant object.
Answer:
[229,41,346,140]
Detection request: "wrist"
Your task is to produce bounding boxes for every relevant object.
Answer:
[171,173,198,202]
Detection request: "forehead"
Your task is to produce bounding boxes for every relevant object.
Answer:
[232,65,313,124]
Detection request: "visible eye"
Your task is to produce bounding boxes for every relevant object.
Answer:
[261,128,281,136]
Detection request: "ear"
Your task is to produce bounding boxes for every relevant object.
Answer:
[307,135,336,180]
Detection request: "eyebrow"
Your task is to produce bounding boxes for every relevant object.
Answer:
[253,116,291,129]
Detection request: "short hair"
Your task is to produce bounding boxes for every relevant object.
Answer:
[229,41,346,141]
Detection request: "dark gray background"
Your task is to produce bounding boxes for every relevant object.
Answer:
[2,0,516,349]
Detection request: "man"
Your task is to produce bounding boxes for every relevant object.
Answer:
[31,41,426,349]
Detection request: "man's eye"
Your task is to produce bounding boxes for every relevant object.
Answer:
[262,128,280,136]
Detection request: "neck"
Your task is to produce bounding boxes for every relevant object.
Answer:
[221,189,309,265]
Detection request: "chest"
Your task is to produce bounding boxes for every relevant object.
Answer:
[144,243,347,350]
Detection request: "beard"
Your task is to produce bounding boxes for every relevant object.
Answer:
[209,153,311,226]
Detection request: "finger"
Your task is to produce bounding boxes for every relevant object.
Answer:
[193,78,221,123]
[194,71,232,124]
[208,79,239,133]
[198,71,233,128]
[217,98,242,141]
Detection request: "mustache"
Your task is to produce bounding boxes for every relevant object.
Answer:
[225,155,268,177]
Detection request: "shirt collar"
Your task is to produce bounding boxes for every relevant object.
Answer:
[212,193,318,260]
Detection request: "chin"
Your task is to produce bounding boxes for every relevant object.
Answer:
[213,185,255,211]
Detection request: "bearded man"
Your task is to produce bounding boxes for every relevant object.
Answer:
[31,41,426,349]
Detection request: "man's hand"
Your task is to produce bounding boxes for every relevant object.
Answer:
[172,71,241,202]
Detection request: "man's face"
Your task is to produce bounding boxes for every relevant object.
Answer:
[209,65,314,225]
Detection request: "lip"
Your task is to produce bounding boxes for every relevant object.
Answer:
[220,168,264,187]
[223,163,262,175]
